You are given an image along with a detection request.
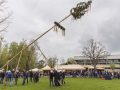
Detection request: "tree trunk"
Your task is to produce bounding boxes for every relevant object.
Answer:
[26,60,29,70]
[93,64,96,71]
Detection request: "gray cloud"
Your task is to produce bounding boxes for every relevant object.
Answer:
[4,0,120,59]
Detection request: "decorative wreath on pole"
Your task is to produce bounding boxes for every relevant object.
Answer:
[71,0,92,19]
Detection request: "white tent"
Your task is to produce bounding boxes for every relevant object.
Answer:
[0,70,3,72]
[96,65,105,70]
[31,68,39,72]
[54,65,63,70]
[97,67,104,70]
[84,65,94,69]
[42,65,51,71]
[55,65,85,70]
[84,65,105,70]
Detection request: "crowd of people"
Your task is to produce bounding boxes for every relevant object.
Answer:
[0,69,66,87]
[49,70,65,87]
[65,69,120,80]
[0,69,39,86]
[1,68,120,87]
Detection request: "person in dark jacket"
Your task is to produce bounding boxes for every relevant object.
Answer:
[14,71,19,85]
[22,70,27,85]
[0,70,5,84]
[34,72,39,83]
[29,71,33,82]
[49,70,54,86]
[61,71,65,84]
[26,71,29,84]
[54,70,61,86]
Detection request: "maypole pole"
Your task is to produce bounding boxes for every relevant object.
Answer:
[1,0,92,69]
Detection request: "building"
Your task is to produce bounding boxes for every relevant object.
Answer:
[74,55,120,65]
[74,55,120,71]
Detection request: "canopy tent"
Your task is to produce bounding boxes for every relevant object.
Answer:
[55,65,85,70]
[101,64,120,68]
[96,67,104,70]
[54,66,63,70]
[84,65,94,69]
[0,70,3,72]
[31,68,39,72]
[84,65,106,70]
[96,65,105,70]
[41,65,51,71]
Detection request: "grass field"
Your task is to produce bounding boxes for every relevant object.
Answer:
[0,77,120,90]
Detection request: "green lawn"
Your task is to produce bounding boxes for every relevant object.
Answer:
[0,77,120,90]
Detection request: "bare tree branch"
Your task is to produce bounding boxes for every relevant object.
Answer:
[0,24,8,33]
[0,0,11,33]
[0,0,5,6]
[82,39,110,70]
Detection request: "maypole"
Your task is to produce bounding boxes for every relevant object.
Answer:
[1,0,92,69]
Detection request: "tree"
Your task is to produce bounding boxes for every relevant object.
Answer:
[82,39,109,70]
[66,57,77,65]
[110,63,115,72]
[36,60,45,69]
[0,43,9,67]
[8,42,19,69]
[18,41,37,70]
[47,57,57,68]
[0,0,11,32]
[0,40,38,70]
[59,58,65,65]
[0,36,9,68]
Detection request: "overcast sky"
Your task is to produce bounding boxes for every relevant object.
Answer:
[3,0,120,60]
